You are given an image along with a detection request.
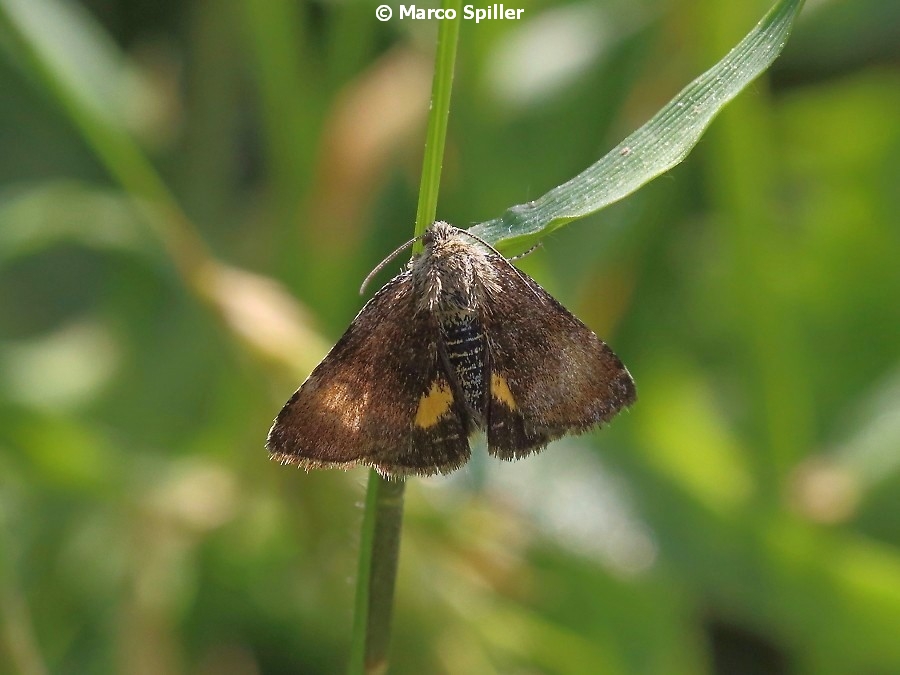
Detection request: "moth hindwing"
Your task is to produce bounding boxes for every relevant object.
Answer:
[266,221,636,477]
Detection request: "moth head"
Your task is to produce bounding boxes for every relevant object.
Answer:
[420,222,483,265]
[421,221,459,251]
[360,221,497,296]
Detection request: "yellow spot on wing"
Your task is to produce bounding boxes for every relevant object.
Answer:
[491,373,517,409]
[415,380,454,428]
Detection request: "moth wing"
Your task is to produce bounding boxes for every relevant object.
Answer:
[481,257,636,459]
[267,273,471,477]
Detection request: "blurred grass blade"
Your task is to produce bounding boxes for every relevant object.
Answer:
[470,0,806,247]
[0,183,149,261]
[0,0,137,122]
[0,0,209,281]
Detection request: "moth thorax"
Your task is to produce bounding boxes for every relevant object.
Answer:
[412,250,477,313]
[438,309,486,425]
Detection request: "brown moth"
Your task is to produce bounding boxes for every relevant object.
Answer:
[267,221,636,477]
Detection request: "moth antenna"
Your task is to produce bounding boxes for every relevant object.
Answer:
[456,229,544,301]
[508,242,542,261]
[360,234,421,295]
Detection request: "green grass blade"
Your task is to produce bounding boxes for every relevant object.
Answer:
[470,0,806,247]
[413,6,462,250]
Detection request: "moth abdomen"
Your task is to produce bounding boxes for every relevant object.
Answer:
[439,311,487,422]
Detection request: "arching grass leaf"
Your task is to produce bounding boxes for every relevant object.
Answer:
[470,0,806,248]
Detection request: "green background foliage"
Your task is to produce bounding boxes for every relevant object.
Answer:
[1,0,899,673]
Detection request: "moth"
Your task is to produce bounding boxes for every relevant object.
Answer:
[267,221,635,477]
